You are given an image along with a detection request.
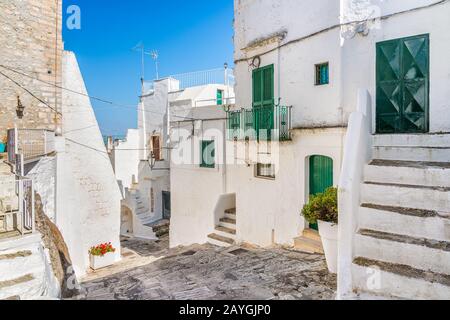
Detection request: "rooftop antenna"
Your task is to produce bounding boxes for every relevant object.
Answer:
[148,50,159,80]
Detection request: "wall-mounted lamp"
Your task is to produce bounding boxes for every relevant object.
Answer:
[16,96,25,119]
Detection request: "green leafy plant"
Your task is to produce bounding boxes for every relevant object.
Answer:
[301,187,338,224]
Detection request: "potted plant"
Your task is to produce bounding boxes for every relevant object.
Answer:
[301,187,338,274]
[89,242,116,270]
[0,135,7,153]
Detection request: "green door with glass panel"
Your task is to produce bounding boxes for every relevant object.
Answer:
[253,65,274,140]
[309,155,334,230]
[376,34,429,133]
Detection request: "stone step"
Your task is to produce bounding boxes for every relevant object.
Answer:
[214,226,236,240]
[361,182,450,213]
[294,234,324,254]
[207,233,234,247]
[352,257,450,300]
[372,146,450,162]
[302,229,321,242]
[373,134,450,148]
[365,160,450,188]
[359,204,449,242]
[355,229,450,275]
[219,217,236,229]
[224,208,236,214]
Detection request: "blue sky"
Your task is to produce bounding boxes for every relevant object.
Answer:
[63,0,234,136]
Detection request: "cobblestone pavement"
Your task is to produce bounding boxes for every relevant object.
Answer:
[79,236,336,300]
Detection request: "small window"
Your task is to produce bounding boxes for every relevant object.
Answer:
[200,140,215,168]
[255,163,275,179]
[315,62,329,85]
[217,89,224,105]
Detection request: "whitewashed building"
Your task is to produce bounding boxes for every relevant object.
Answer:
[168,0,450,300]
[116,68,235,240]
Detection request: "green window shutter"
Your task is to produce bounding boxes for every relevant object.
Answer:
[217,89,223,105]
[252,65,274,140]
[376,34,429,133]
[200,140,215,168]
[252,68,263,108]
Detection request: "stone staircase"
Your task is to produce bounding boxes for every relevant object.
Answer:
[352,134,450,299]
[207,208,236,247]
[0,233,60,300]
[294,229,324,254]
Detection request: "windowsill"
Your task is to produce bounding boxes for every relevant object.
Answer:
[255,175,276,181]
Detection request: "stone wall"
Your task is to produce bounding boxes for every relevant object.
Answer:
[0,0,63,136]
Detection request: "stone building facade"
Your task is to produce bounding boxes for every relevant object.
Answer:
[0,0,63,135]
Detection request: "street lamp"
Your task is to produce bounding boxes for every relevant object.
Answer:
[16,96,25,119]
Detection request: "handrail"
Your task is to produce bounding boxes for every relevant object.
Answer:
[337,89,373,299]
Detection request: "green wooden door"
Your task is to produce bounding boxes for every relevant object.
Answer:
[376,34,429,133]
[253,65,274,140]
[309,155,334,230]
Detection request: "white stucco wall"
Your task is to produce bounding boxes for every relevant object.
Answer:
[56,51,121,277]
[27,157,56,222]
[112,129,140,195]
[226,128,345,247]
[170,114,227,248]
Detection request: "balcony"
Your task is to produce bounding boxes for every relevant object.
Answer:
[7,129,56,166]
[226,105,292,141]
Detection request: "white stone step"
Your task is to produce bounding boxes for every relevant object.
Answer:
[352,259,450,300]
[359,204,450,242]
[361,182,450,214]
[219,217,236,230]
[364,160,450,188]
[373,146,450,162]
[355,230,450,275]
[0,251,44,282]
[207,233,234,247]
[214,226,236,241]
[373,134,450,148]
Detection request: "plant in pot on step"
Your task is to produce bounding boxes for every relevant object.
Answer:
[301,187,338,274]
[0,135,7,153]
[88,242,116,270]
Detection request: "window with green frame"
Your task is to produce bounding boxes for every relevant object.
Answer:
[200,140,215,168]
[315,62,329,85]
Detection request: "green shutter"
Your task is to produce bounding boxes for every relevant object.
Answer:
[200,140,215,168]
[376,34,429,133]
[217,89,223,105]
[252,65,274,140]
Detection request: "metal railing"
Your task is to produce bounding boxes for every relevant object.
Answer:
[0,178,35,236]
[226,105,292,142]
[7,128,55,164]
[143,67,235,93]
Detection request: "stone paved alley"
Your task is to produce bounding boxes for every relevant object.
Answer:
[78,236,336,300]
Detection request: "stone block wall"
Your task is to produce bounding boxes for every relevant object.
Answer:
[0,0,63,137]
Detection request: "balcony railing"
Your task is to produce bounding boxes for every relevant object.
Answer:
[0,178,35,236]
[7,129,55,165]
[227,105,292,141]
